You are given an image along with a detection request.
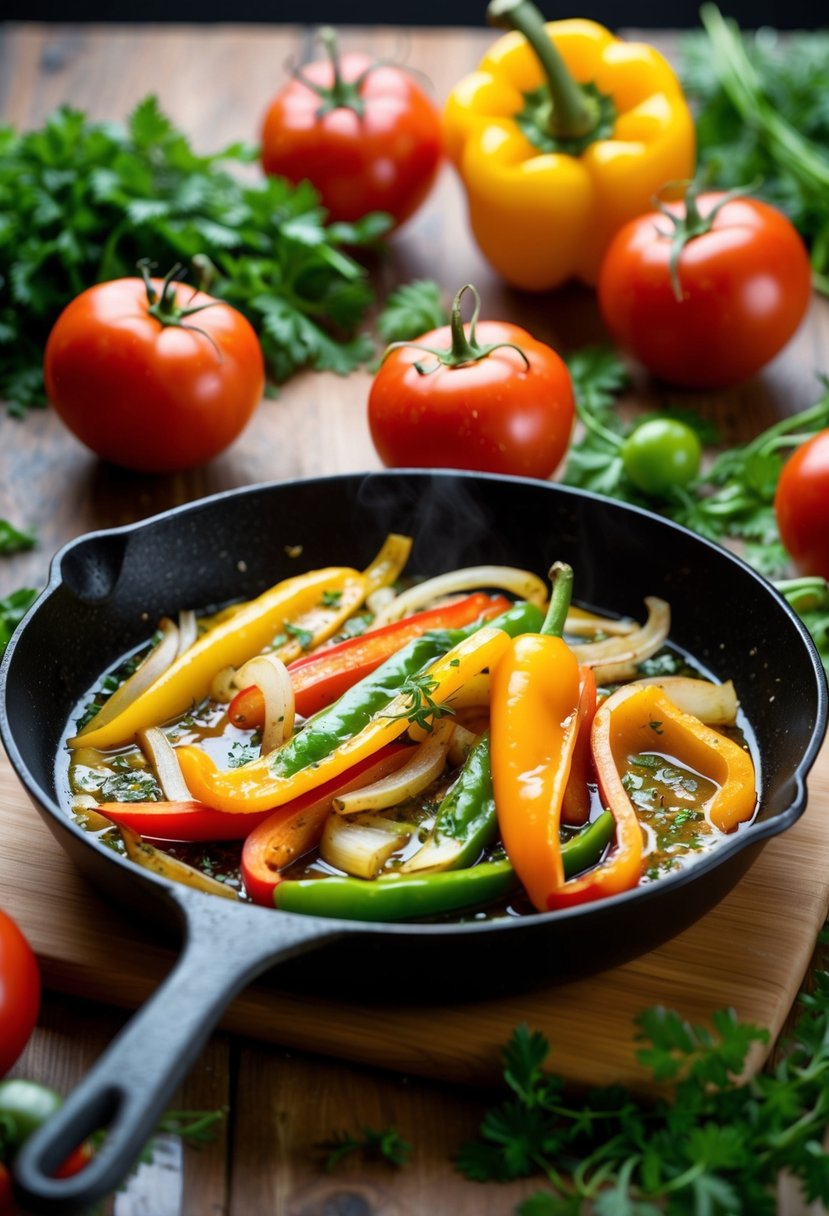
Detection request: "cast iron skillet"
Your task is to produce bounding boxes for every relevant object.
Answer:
[2,470,826,1213]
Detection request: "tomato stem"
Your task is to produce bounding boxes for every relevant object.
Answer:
[138,260,222,358]
[380,284,531,375]
[653,178,759,300]
[294,26,376,119]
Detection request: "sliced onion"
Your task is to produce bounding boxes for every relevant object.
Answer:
[210,665,239,704]
[371,566,548,628]
[176,609,198,657]
[76,617,180,736]
[366,585,397,617]
[333,720,455,815]
[321,812,413,879]
[623,677,739,726]
[119,824,238,899]
[138,727,193,801]
[447,723,480,768]
[574,598,671,683]
[235,653,296,755]
[565,606,637,637]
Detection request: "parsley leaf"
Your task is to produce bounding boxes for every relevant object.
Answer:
[456,970,829,1213]
[0,520,36,554]
[0,97,391,413]
[0,587,38,656]
[376,279,449,345]
[319,1126,411,1171]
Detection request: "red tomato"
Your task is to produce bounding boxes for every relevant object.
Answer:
[597,192,812,389]
[368,307,574,480]
[0,910,40,1078]
[43,273,265,473]
[261,41,443,229]
[775,429,829,580]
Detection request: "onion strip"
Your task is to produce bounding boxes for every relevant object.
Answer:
[371,566,548,628]
[119,824,238,899]
[565,606,637,637]
[176,610,198,656]
[235,654,296,754]
[574,597,671,683]
[333,719,454,814]
[76,617,180,736]
[321,812,413,879]
[138,727,193,802]
[622,677,739,726]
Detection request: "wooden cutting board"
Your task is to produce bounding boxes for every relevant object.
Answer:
[2,742,828,1095]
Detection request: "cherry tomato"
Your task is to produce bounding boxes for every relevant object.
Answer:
[368,288,574,480]
[597,191,812,389]
[621,418,702,498]
[775,429,829,580]
[0,912,40,1079]
[261,33,443,229]
[43,269,265,474]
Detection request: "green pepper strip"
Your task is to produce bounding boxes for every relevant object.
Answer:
[274,811,615,922]
[268,600,544,781]
[403,730,497,873]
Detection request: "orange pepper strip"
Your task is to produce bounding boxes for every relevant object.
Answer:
[490,563,596,912]
[490,632,582,909]
[600,683,757,833]
[178,626,511,815]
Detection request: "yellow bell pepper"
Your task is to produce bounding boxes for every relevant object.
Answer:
[443,0,696,290]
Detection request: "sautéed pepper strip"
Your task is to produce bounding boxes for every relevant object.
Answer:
[177,626,512,815]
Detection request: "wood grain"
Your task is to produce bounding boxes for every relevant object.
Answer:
[2,20,829,1216]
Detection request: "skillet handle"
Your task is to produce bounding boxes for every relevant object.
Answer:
[12,888,345,1215]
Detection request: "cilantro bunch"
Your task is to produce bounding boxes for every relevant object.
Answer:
[0,97,390,415]
[457,973,829,1214]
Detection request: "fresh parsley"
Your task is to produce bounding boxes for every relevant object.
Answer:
[456,978,829,1214]
[0,520,35,554]
[376,279,449,345]
[0,97,391,414]
[0,587,37,656]
[320,1125,412,1171]
[680,7,829,293]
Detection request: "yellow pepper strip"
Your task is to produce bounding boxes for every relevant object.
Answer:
[70,566,366,750]
[595,683,757,834]
[443,0,695,290]
[177,626,511,815]
[361,533,413,598]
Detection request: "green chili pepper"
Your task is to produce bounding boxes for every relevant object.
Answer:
[403,731,497,873]
[270,600,544,781]
[274,811,615,921]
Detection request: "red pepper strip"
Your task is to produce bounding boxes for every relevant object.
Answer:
[545,686,646,910]
[97,745,410,845]
[241,744,411,905]
[561,665,597,828]
[228,592,512,727]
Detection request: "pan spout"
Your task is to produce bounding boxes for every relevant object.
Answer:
[58,533,128,605]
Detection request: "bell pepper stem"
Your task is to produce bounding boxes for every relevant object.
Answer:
[487,0,599,140]
[540,562,574,638]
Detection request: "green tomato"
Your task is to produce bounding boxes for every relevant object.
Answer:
[0,1078,62,1157]
[621,418,702,497]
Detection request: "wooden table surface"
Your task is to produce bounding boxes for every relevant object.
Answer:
[1,19,829,1216]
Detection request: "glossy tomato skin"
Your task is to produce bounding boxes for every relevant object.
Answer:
[775,430,829,580]
[0,911,40,1079]
[261,53,443,228]
[368,321,575,480]
[43,278,265,474]
[597,194,812,389]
